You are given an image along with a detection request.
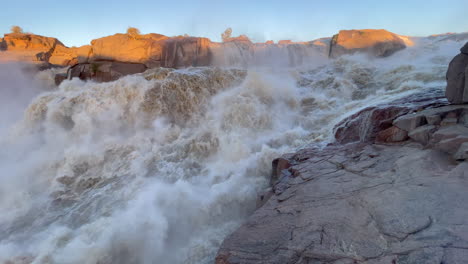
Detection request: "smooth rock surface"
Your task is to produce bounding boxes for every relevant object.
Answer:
[216,143,468,264]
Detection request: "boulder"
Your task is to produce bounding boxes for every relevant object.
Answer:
[375,126,408,143]
[393,113,427,131]
[67,61,147,82]
[445,42,468,104]
[329,29,406,58]
[408,125,435,145]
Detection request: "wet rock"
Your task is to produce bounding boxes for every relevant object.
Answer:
[67,61,147,82]
[334,89,447,143]
[375,126,408,143]
[329,29,406,58]
[54,73,67,86]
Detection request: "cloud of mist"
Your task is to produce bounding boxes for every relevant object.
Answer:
[0,63,44,136]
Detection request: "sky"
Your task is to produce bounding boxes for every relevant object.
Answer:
[1,0,467,47]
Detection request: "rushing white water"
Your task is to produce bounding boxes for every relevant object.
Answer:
[0,35,466,264]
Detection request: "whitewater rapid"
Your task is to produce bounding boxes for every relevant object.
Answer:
[0,35,465,264]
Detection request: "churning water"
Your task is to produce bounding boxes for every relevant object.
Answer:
[0,35,465,264]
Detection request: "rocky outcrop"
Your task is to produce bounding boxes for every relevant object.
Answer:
[216,90,468,263]
[329,29,406,58]
[49,45,92,66]
[89,33,168,67]
[445,42,468,104]
[334,89,448,143]
[160,37,212,68]
[67,61,147,83]
[0,33,65,66]
[392,105,468,160]
[1,29,409,70]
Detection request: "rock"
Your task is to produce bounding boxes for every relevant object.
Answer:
[0,33,66,64]
[432,124,468,142]
[440,117,458,126]
[161,37,212,68]
[90,33,212,68]
[216,143,468,264]
[0,37,5,50]
[435,136,468,154]
[224,35,252,44]
[334,89,447,143]
[393,113,427,131]
[2,33,61,52]
[90,33,168,67]
[432,125,468,154]
[426,114,441,125]
[68,61,147,82]
[460,112,468,127]
[49,45,92,66]
[54,73,67,86]
[454,142,468,160]
[329,29,406,58]
[461,42,468,55]
[375,126,408,143]
[278,40,293,45]
[446,44,468,104]
[408,125,435,145]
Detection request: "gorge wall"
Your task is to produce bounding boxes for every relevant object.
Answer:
[0,29,412,70]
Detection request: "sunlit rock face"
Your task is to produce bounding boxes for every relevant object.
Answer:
[329,29,406,58]
[0,33,65,65]
[49,45,92,66]
[89,33,168,67]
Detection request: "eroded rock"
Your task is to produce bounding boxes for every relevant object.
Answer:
[68,61,147,82]
[329,29,406,58]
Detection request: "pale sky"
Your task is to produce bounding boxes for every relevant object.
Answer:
[1,0,467,47]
